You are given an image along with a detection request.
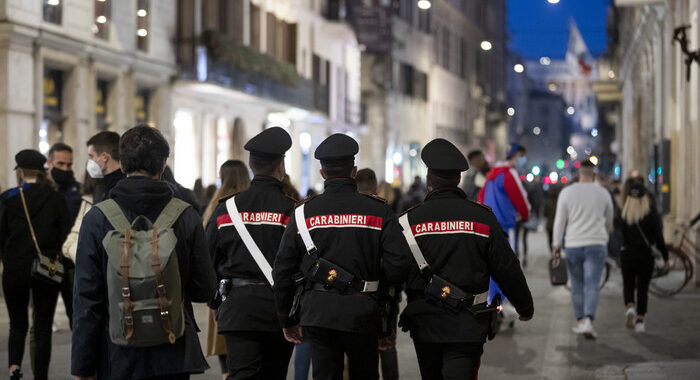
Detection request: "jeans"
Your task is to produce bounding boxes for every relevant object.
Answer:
[294,341,312,380]
[566,245,607,320]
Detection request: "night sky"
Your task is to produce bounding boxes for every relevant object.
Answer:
[508,0,611,60]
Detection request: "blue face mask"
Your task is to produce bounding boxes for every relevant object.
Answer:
[517,156,527,167]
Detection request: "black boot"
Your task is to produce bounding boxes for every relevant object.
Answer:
[10,369,23,380]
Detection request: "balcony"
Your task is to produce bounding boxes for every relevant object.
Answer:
[178,31,329,115]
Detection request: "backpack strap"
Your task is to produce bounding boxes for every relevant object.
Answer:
[96,200,131,231]
[153,198,191,230]
[149,227,176,344]
[121,228,135,340]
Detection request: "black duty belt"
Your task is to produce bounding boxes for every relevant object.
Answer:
[230,278,267,287]
[311,281,379,294]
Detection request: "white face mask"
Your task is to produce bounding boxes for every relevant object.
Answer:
[86,159,104,179]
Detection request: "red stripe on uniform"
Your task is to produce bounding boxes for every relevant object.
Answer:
[411,220,490,238]
[302,214,383,231]
[217,214,232,227]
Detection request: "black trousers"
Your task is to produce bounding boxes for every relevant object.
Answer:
[59,259,74,328]
[2,275,59,380]
[223,330,293,380]
[621,252,655,315]
[413,341,483,380]
[304,326,379,380]
[379,346,399,380]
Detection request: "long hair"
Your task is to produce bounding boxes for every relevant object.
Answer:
[202,160,251,227]
[621,177,651,224]
[16,168,54,189]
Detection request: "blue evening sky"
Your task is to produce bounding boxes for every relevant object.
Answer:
[508,0,611,60]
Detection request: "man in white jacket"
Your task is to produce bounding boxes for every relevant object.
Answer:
[552,160,613,339]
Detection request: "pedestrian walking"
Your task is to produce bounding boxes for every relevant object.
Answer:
[618,177,669,333]
[551,160,614,339]
[400,176,428,211]
[478,142,531,323]
[71,125,216,379]
[461,150,489,202]
[201,159,251,379]
[399,139,534,379]
[1,149,71,380]
[86,131,124,203]
[206,127,296,380]
[355,168,400,380]
[272,134,410,380]
[46,142,81,329]
[62,171,98,264]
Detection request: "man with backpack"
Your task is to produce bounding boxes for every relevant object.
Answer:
[205,127,296,379]
[71,125,216,379]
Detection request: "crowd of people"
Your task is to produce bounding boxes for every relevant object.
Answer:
[0,122,674,380]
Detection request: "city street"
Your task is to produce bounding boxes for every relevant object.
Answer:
[2,229,698,379]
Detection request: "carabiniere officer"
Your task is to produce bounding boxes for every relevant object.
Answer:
[205,127,297,380]
[272,134,410,380]
[399,138,534,379]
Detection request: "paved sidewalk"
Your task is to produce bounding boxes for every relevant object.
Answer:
[1,230,699,379]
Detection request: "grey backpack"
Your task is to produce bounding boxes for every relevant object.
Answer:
[96,198,189,347]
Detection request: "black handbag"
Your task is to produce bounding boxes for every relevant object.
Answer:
[548,257,567,286]
[19,186,64,285]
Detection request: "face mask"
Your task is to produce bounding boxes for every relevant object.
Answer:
[87,159,104,179]
[51,167,75,186]
[517,156,527,168]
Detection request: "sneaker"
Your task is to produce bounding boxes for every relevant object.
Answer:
[635,321,645,333]
[572,318,597,339]
[625,307,636,329]
[10,369,23,380]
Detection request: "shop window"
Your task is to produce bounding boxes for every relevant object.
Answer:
[41,68,65,154]
[94,0,111,40]
[136,0,150,51]
[96,79,110,130]
[250,4,261,51]
[43,0,62,24]
[135,88,150,124]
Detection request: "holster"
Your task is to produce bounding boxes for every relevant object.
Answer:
[424,274,469,313]
[379,286,399,338]
[209,279,232,309]
[288,272,306,321]
[309,257,355,292]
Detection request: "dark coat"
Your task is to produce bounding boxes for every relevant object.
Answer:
[206,176,296,332]
[400,187,534,343]
[58,179,82,226]
[0,183,70,282]
[92,169,125,204]
[618,204,669,260]
[71,177,217,379]
[273,178,411,334]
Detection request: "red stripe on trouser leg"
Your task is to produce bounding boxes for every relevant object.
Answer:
[475,360,481,380]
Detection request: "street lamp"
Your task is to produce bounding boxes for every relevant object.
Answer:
[540,57,551,66]
[507,107,516,116]
[481,41,493,51]
[514,64,524,73]
[417,0,432,10]
[567,106,575,115]
[547,0,560,4]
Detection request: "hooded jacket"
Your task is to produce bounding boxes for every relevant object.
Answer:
[0,183,70,281]
[71,176,216,379]
[478,164,531,230]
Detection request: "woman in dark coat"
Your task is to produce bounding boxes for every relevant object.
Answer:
[618,177,669,333]
[0,150,71,380]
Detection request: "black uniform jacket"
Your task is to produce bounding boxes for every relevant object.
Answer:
[401,187,534,343]
[0,183,70,281]
[206,176,296,332]
[71,177,216,379]
[273,178,411,334]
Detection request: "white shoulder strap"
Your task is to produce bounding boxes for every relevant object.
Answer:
[295,203,317,255]
[225,196,274,286]
[398,214,430,272]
